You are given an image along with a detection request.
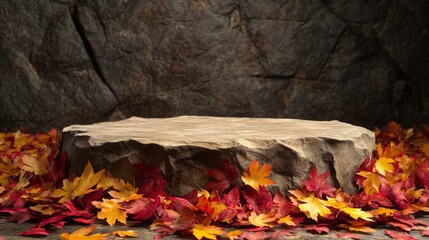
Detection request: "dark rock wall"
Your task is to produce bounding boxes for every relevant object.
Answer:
[1,0,428,131]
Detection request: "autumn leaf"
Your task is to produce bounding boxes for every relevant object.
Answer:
[298,194,331,221]
[227,230,243,240]
[278,215,297,226]
[421,143,429,157]
[60,225,109,240]
[375,157,396,176]
[20,154,48,175]
[192,224,224,240]
[346,225,376,233]
[108,179,142,202]
[384,230,417,240]
[206,159,238,192]
[241,160,275,191]
[112,230,138,238]
[371,207,397,217]
[248,212,276,228]
[356,171,381,195]
[19,227,49,237]
[305,224,330,234]
[325,197,373,221]
[92,198,127,226]
[336,232,362,239]
[29,204,57,215]
[52,162,105,203]
[303,166,336,198]
[74,162,105,197]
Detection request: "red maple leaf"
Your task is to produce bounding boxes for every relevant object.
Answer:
[273,191,298,217]
[304,224,330,234]
[134,163,167,198]
[18,227,49,237]
[206,159,238,192]
[384,230,417,240]
[303,166,336,198]
[242,186,273,214]
[62,200,94,219]
[34,214,65,228]
[416,158,429,190]
[336,232,362,239]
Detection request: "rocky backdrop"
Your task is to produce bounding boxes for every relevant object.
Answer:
[1,0,428,131]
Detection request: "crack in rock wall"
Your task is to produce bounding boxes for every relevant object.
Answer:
[1,0,428,131]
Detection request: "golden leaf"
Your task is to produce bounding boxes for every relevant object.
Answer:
[278,215,297,226]
[93,198,127,226]
[298,194,331,221]
[112,230,138,238]
[248,212,276,228]
[375,157,395,176]
[60,225,108,240]
[192,224,224,240]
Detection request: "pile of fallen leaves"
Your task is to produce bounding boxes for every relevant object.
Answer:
[0,122,429,239]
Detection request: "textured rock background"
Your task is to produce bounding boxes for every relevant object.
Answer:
[63,116,375,195]
[1,0,428,131]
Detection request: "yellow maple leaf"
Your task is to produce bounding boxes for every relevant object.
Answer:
[241,160,275,191]
[52,178,76,203]
[347,225,376,233]
[108,179,142,202]
[371,207,397,217]
[298,194,331,221]
[96,172,116,191]
[21,154,48,175]
[92,198,127,226]
[248,212,276,228]
[375,157,395,176]
[74,162,105,197]
[52,162,105,203]
[356,171,381,195]
[112,230,138,238]
[192,224,224,240]
[227,230,243,240]
[325,197,373,221]
[278,215,297,226]
[60,225,109,240]
[397,155,415,180]
[29,204,57,215]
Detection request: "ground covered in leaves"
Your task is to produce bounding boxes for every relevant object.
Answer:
[0,122,429,239]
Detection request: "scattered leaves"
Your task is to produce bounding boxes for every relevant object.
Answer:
[1,122,429,239]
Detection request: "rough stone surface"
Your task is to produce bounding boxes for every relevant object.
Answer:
[63,116,375,196]
[1,1,428,131]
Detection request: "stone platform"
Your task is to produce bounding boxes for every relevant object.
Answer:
[62,116,375,195]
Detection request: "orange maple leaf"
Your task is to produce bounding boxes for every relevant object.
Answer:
[92,198,127,226]
[192,224,224,240]
[241,160,275,191]
[421,143,429,157]
[356,171,381,195]
[112,230,138,238]
[60,225,108,240]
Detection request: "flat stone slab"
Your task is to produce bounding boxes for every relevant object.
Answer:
[62,116,375,195]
